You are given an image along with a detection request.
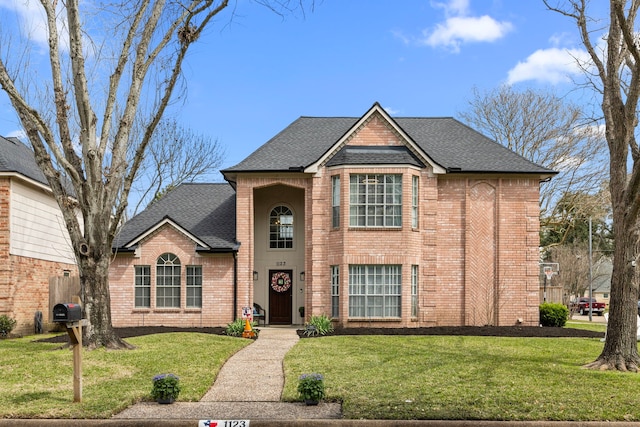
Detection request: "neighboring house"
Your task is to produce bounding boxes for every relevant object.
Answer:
[588,258,612,307]
[109,103,555,328]
[0,136,78,335]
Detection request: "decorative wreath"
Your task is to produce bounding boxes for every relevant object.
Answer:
[271,272,292,293]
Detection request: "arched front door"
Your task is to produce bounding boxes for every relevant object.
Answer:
[269,270,293,324]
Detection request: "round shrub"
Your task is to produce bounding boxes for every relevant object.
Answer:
[0,315,17,337]
[539,302,569,327]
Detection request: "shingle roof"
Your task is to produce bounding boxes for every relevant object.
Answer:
[223,115,555,175]
[120,104,555,250]
[0,136,48,185]
[326,145,425,168]
[113,183,238,252]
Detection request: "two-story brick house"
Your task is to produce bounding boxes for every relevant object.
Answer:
[0,136,78,335]
[109,103,555,328]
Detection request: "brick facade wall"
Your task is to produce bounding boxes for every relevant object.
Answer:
[109,225,235,328]
[108,115,542,328]
[4,255,77,335]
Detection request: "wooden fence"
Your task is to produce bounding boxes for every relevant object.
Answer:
[539,285,565,305]
[48,276,81,322]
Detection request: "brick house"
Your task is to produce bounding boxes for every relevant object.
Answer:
[0,136,78,335]
[109,103,555,328]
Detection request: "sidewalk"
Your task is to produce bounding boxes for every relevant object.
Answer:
[113,327,343,420]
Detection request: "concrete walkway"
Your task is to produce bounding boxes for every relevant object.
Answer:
[201,327,299,401]
[113,327,343,420]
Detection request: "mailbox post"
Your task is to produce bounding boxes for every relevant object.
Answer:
[52,303,86,403]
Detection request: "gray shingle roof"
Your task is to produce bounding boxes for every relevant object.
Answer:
[113,183,238,252]
[223,115,555,175]
[326,145,425,168]
[0,136,48,185]
[119,104,555,250]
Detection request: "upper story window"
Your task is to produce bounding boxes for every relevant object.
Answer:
[349,174,402,228]
[332,176,340,228]
[269,205,294,249]
[412,175,419,229]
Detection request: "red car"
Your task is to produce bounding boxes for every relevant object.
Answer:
[571,297,606,316]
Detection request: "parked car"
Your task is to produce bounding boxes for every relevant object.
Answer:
[570,297,606,316]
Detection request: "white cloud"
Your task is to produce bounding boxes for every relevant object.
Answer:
[421,1,513,53]
[506,47,590,85]
[383,106,400,115]
[423,15,513,53]
[0,0,68,52]
[431,0,470,16]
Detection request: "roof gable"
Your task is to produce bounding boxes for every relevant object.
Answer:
[113,183,238,252]
[123,217,210,249]
[306,103,444,173]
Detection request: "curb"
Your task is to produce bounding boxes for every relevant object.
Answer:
[4,420,640,427]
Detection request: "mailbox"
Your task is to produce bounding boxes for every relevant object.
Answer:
[53,303,82,322]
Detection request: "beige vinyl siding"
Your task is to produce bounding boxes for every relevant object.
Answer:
[10,181,77,264]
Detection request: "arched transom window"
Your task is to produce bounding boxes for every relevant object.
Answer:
[269,205,293,249]
[156,253,181,308]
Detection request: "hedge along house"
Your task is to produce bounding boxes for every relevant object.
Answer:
[109,103,555,328]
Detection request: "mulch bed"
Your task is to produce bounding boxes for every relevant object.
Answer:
[35,325,604,343]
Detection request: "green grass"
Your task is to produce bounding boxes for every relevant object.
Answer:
[283,335,640,421]
[0,332,250,418]
[566,319,608,333]
[4,329,640,421]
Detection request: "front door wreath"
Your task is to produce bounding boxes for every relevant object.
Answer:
[271,272,291,293]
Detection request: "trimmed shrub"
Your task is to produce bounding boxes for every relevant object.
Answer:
[539,302,569,327]
[0,315,17,337]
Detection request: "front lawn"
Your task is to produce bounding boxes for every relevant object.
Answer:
[283,335,640,421]
[0,332,250,418]
[3,330,639,421]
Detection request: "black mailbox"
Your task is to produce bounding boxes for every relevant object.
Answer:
[53,303,82,322]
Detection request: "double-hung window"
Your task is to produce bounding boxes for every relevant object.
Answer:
[186,265,202,308]
[348,265,401,318]
[412,175,419,228]
[134,265,151,308]
[411,265,418,317]
[332,176,340,228]
[349,174,402,227]
[331,266,340,318]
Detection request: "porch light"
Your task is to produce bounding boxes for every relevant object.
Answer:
[253,271,258,281]
[300,271,305,281]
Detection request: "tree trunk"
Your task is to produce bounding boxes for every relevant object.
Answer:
[585,174,640,371]
[80,254,133,350]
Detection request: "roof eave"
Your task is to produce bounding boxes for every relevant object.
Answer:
[123,216,212,250]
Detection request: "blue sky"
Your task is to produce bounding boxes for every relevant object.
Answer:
[0,0,608,171]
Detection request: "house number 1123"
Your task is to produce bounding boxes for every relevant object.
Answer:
[276,261,286,266]
[199,421,250,427]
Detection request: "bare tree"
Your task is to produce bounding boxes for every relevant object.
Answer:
[545,0,640,371]
[459,86,608,246]
[0,0,306,349]
[130,118,225,215]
